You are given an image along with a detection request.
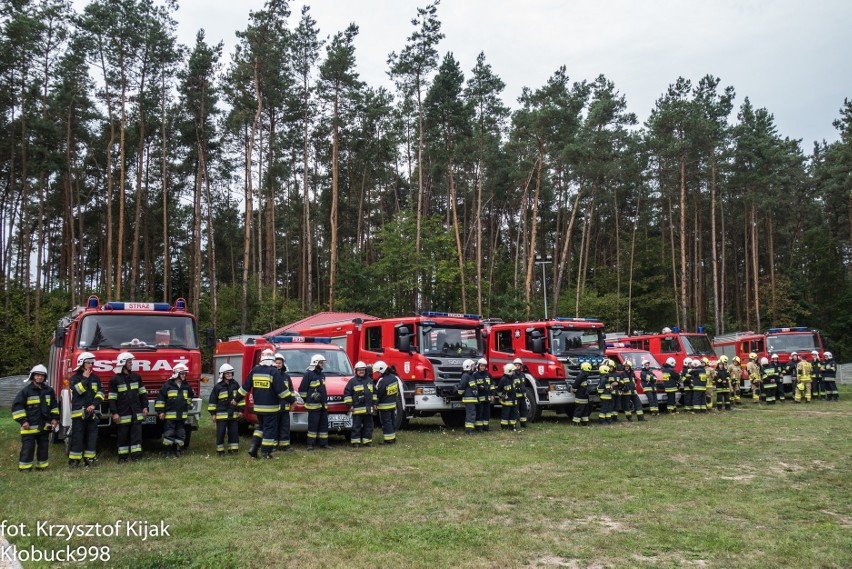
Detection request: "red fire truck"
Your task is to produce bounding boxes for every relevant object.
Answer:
[486,317,606,421]
[213,334,354,434]
[279,311,485,428]
[612,328,717,370]
[48,296,203,446]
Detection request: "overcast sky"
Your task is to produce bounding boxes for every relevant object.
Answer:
[77,0,852,146]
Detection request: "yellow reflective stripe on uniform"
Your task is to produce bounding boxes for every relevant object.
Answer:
[20,428,39,435]
[238,387,248,396]
[12,410,26,420]
[27,396,41,405]
[253,404,280,413]
[167,390,178,397]
[74,383,86,394]
[218,392,229,399]
[108,392,117,400]
[71,410,84,418]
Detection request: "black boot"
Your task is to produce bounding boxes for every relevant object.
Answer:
[247,439,260,459]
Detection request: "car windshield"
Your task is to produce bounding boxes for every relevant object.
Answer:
[681,334,715,356]
[549,327,605,356]
[420,326,483,357]
[78,314,198,349]
[280,349,353,376]
[766,333,820,353]
[618,351,661,369]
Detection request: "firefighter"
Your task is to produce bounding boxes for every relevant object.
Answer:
[760,357,777,404]
[67,351,104,467]
[597,364,615,424]
[795,352,814,403]
[822,351,839,401]
[787,352,801,396]
[236,349,288,458]
[728,356,743,405]
[300,354,330,450]
[681,357,695,413]
[512,357,529,428]
[771,354,786,402]
[619,361,643,422]
[156,363,196,458]
[810,350,825,400]
[274,353,297,451]
[473,358,493,432]
[456,359,478,435]
[689,359,707,413]
[703,357,715,410]
[572,362,592,426]
[374,360,400,444]
[12,365,59,471]
[208,363,242,456]
[714,356,732,411]
[640,359,659,416]
[746,352,762,403]
[497,363,519,430]
[661,357,680,413]
[343,361,375,447]
[109,352,148,463]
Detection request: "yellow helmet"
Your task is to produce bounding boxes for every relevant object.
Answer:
[733,356,741,364]
[580,362,592,372]
[702,357,710,365]
[749,352,758,361]
[598,365,609,375]
[719,355,729,364]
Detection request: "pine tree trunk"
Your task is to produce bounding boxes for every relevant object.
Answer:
[627,191,641,333]
[242,56,262,334]
[679,154,688,330]
[553,184,583,313]
[116,63,128,299]
[767,214,775,322]
[524,143,544,318]
[161,74,170,303]
[130,109,145,300]
[668,193,679,329]
[751,201,761,331]
[476,157,483,316]
[449,156,466,312]
[329,88,340,311]
[302,73,313,314]
[710,155,720,333]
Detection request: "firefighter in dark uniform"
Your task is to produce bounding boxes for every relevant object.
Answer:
[273,353,297,451]
[662,357,681,413]
[497,363,519,430]
[299,353,330,450]
[156,363,195,458]
[810,350,825,400]
[681,357,695,412]
[688,359,707,412]
[640,359,659,416]
[473,358,493,432]
[109,351,149,462]
[572,362,592,426]
[822,351,839,401]
[762,356,780,404]
[374,360,400,444]
[208,363,243,456]
[620,360,644,421]
[236,349,287,457]
[714,356,732,411]
[68,351,104,467]
[344,361,375,447]
[512,358,529,427]
[456,359,478,435]
[12,365,59,471]
[597,364,615,425]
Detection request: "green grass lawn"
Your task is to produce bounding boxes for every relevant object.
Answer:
[1,388,851,568]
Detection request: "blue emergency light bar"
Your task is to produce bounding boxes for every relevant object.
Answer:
[103,302,172,311]
[577,355,605,364]
[605,341,632,348]
[421,311,481,320]
[766,327,809,333]
[266,335,332,344]
[553,317,601,322]
[87,295,100,309]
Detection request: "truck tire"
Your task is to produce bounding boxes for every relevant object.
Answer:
[525,385,543,423]
[440,411,465,428]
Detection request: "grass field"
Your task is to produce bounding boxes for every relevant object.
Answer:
[1,388,851,569]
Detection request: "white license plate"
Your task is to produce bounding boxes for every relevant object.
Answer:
[449,401,465,409]
[143,415,158,425]
[328,413,352,429]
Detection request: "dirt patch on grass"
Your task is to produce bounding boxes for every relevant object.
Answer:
[526,557,607,568]
[767,461,805,475]
[820,510,852,529]
[557,515,633,534]
[720,474,755,481]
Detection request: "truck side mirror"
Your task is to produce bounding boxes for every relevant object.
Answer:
[531,336,545,354]
[54,326,66,345]
[396,325,412,354]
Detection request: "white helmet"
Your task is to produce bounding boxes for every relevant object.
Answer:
[171,363,189,378]
[354,361,367,370]
[462,359,475,372]
[308,354,326,370]
[477,357,488,367]
[690,359,702,368]
[811,350,819,357]
[503,363,515,375]
[641,359,651,366]
[770,353,779,360]
[76,351,95,369]
[219,363,235,379]
[373,360,388,375]
[116,351,134,369]
[28,364,48,382]
[683,357,693,367]
[665,357,676,367]
[274,353,285,362]
[260,348,276,365]
[662,327,672,334]
[824,351,833,359]
[512,357,523,366]
[760,357,769,366]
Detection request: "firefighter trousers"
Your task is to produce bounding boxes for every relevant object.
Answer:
[763,383,777,404]
[306,409,329,447]
[69,415,98,462]
[20,429,50,470]
[572,399,589,424]
[351,413,374,445]
[825,379,839,400]
[664,390,678,412]
[475,400,491,430]
[464,402,477,433]
[163,419,186,447]
[277,409,291,449]
[683,388,694,411]
[117,421,143,459]
[216,419,239,452]
[598,396,613,423]
[500,403,518,429]
[716,390,731,410]
[517,396,528,427]
[794,381,812,402]
[812,377,824,399]
[379,409,396,442]
[646,390,659,413]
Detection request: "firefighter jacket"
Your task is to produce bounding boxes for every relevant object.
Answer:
[298,369,327,411]
[473,370,493,402]
[344,374,375,414]
[640,368,657,391]
[619,371,637,394]
[727,363,743,384]
[237,364,287,414]
[598,372,617,399]
[155,379,195,420]
[811,359,824,379]
[456,371,478,404]
[108,371,148,423]
[785,361,799,377]
[12,382,59,434]
[762,363,783,384]
[513,370,526,400]
[279,372,297,411]
[572,370,590,401]
[208,378,243,420]
[497,373,517,405]
[376,371,400,411]
[746,361,762,383]
[689,368,706,391]
[69,371,105,419]
[796,360,813,382]
[822,359,837,379]
[661,365,680,392]
[714,366,730,391]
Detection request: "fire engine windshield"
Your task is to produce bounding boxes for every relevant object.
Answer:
[766,333,820,353]
[549,327,605,356]
[420,326,483,357]
[681,334,714,356]
[279,349,353,376]
[617,351,662,369]
[77,314,198,349]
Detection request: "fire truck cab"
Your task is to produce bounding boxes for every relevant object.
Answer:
[48,296,203,445]
[486,318,606,422]
[213,335,354,434]
[615,328,717,370]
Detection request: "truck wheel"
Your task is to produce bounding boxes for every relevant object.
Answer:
[440,411,465,428]
[525,385,542,423]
